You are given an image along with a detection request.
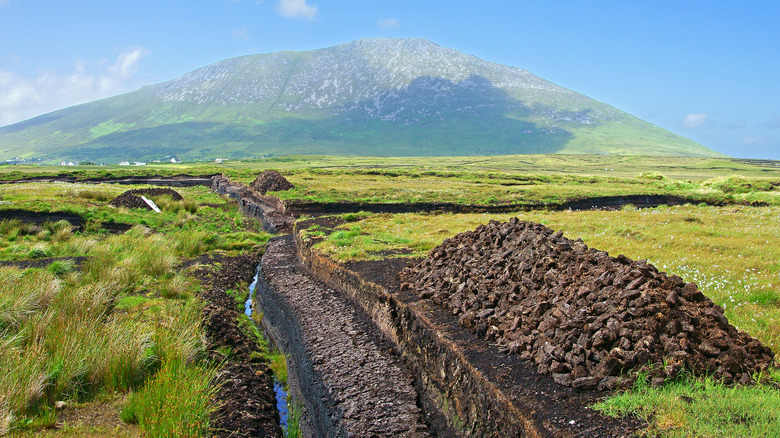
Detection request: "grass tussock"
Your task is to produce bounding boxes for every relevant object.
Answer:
[119,358,217,437]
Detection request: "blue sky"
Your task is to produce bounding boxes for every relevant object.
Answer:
[1,0,778,159]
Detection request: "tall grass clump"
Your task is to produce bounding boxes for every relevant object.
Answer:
[0,268,58,331]
[120,358,218,437]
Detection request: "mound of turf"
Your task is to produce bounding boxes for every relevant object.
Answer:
[400,218,774,389]
[250,170,294,195]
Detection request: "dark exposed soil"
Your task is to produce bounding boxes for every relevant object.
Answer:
[299,216,646,437]
[122,187,184,200]
[109,188,182,210]
[108,192,154,210]
[0,256,89,270]
[250,170,294,194]
[0,208,85,227]
[212,174,295,233]
[0,208,131,234]
[0,174,216,186]
[259,235,430,437]
[286,194,729,217]
[400,218,775,389]
[191,251,282,438]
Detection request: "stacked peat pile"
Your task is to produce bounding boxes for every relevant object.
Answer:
[109,192,152,210]
[400,218,774,390]
[109,188,183,210]
[250,170,294,194]
[123,188,183,200]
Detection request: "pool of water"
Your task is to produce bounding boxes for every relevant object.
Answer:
[246,264,289,429]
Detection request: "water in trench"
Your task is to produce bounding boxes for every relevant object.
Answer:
[246,264,290,429]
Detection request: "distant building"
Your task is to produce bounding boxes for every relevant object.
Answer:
[170,157,181,163]
[214,158,224,163]
[118,161,130,166]
[134,162,147,166]
[60,161,79,166]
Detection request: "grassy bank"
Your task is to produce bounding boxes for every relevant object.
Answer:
[0,183,272,436]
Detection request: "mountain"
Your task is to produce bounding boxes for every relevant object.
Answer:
[0,38,723,163]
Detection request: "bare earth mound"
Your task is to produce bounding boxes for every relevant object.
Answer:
[123,188,184,200]
[109,188,183,210]
[108,192,152,210]
[250,170,294,194]
[400,218,774,390]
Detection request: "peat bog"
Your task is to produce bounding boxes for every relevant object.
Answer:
[1,156,779,437]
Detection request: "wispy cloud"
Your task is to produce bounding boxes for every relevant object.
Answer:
[765,116,780,129]
[742,136,769,146]
[727,120,746,129]
[682,112,710,128]
[377,17,400,30]
[276,0,317,20]
[0,47,149,127]
[233,27,250,41]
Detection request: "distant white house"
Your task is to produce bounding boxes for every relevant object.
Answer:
[170,157,181,163]
[214,158,224,163]
[60,161,79,166]
[118,161,130,166]
[134,162,147,166]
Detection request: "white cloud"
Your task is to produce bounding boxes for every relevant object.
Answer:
[233,27,250,41]
[727,120,746,129]
[276,0,317,20]
[742,136,768,146]
[0,47,149,127]
[682,112,709,128]
[377,17,400,30]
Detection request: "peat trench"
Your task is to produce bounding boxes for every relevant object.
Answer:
[193,251,283,437]
[257,235,431,437]
[0,174,217,186]
[255,233,646,437]
[284,194,732,217]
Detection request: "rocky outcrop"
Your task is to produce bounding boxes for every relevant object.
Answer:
[400,218,775,389]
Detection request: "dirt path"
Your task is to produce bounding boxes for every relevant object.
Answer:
[259,235,430,437]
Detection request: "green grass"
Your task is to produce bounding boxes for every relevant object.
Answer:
[119,358,217,437]
[594,373,780,437]
[0,181,272,436]
[285,400,302,438]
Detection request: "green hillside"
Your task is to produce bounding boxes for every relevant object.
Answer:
[0,39,723,163]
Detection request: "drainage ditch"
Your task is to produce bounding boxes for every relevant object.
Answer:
[244,264,291,432]
[256,235,431,437]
